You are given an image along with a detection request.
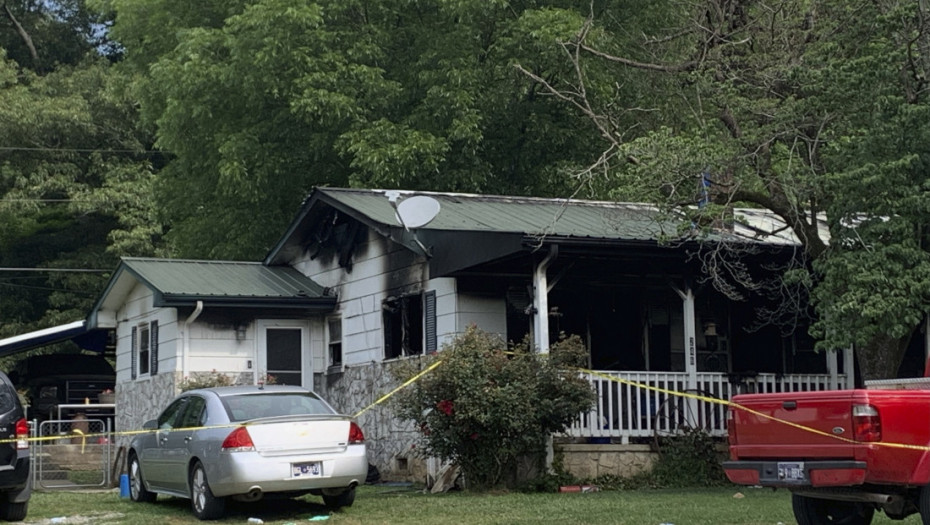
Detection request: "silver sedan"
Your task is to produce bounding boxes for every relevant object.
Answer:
[127,385,367,520]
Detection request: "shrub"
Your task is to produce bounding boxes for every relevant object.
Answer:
[392,326,595,489]
[649,428,727,487]
[178,370,234,392]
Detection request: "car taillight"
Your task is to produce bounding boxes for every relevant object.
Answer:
[14,418,28,450]
[853,404,881,442]
[349,422,365,444]
[221,426,255,451]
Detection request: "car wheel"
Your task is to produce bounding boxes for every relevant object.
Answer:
[0,497,27,522]
[322,486,356,509]
[128,453,156,503]
[190,461,226,520]
[792,494,875,525]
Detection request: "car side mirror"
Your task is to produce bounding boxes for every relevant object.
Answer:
[142,419,157,430]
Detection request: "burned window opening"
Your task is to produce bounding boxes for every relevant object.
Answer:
[384,294,424,359]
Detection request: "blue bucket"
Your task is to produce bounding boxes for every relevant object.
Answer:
[119,474,130,498]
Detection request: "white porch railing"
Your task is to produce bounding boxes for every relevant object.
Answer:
[565,370,844,442]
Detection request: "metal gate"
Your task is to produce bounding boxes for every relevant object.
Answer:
[33,419,112,489]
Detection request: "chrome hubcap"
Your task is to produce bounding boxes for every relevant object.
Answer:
[192,467,205,512]
[130,459,141,498]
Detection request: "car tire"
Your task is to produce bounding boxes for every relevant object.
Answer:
[190,461,226,520]
[0,497,27,522]
[322,486,356,509]
[792,493,875,525]
[128,453,156,503]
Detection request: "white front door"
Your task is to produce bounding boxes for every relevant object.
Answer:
[256,320,311,387]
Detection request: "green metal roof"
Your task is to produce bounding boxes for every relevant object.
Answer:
[120,258,328,300]
[318,188,674,240]
[91,258,333,323]
[265,187,818,273]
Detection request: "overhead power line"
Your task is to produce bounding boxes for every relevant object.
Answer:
[0,146,164,154]
[0,268,110,273]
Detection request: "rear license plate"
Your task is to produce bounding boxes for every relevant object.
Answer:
[292,461,322,478]
[777,462,805,482]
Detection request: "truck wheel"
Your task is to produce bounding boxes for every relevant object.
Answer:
[918,483,930,523]
[792,494,875,525]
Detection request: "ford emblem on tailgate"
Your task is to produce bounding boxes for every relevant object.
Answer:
[832,426,845,435]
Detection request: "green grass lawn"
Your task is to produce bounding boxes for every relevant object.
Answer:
[21,485,924,524]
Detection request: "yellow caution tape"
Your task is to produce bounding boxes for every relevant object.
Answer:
[354,359,444,418]
[5,358,928,455]
[581,368,930,452]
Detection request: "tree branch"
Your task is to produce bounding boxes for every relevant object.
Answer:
[2,3,38,64]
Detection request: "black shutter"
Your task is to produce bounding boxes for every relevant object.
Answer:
[150,320,159,375]
[425,290,437,353]
[131,326,138,380]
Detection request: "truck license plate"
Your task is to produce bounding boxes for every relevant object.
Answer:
[292,461,322,478]
[777,462,805,482]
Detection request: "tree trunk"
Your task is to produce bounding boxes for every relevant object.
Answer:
[855,333,911,382]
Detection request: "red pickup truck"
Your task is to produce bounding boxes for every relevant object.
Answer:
[723,383,930,524]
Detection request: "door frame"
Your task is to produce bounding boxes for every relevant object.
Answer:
[255,319,312,388]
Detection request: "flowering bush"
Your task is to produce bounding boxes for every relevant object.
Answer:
[392,326,594,489]
[178,370,234,392]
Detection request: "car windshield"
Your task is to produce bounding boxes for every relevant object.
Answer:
[222,392,335,422]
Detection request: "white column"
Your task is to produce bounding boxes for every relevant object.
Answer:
[532,246,557,354]
[672,285,698,391]
[826,349,838,390]
[843,346,855,389]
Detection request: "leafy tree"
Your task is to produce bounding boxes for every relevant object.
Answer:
[102,0,608,259]
[0,0,118,72]
[0,50,158,338]
[393,327,594,489]
[520,0,930,379]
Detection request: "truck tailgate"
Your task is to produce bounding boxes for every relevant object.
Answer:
[729,388,930,485]
[730,390,860,455]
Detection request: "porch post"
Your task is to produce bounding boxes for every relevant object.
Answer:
[826,349,838,390]
[843,346,855,389]
[532,246,558,354]
[672,284,698,392]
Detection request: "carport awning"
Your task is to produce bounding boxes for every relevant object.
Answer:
[0,321,109,358]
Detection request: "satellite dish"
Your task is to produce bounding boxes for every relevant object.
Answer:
[395,196,441,229]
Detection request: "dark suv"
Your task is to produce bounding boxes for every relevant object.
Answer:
[0,371,30,521]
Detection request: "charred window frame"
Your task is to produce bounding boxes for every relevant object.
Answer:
[328,317,343,369]
[383,291,436,360]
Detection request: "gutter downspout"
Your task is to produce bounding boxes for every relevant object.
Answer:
[533,245,558,354]
[182,301,204,379]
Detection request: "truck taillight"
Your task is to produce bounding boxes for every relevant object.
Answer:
[14,418,28,450]
[852,404,881,442]
[727,408,737,446]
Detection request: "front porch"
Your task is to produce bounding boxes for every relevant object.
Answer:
[565,367,852,443]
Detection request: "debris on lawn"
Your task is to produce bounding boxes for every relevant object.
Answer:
[37,513,125,524]
[306,516,331,521]
[557,485,599,493]
[733,492,745,498]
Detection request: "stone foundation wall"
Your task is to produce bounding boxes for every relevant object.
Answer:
[556,443,656,480]
[115,373,179,450]
[319,359,430,482]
